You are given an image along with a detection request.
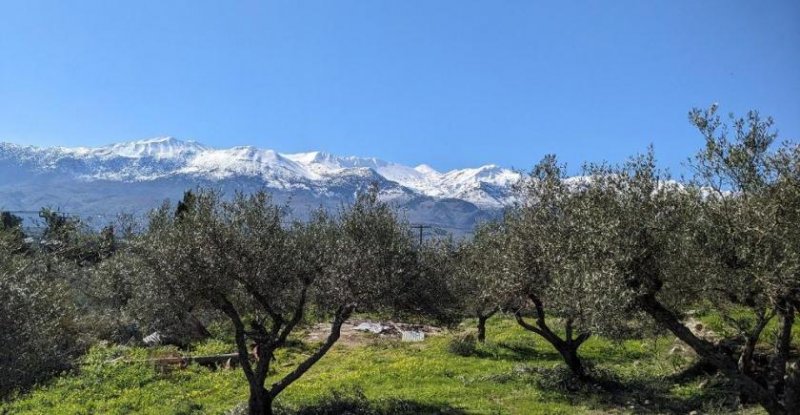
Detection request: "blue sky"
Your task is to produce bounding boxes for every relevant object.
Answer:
[1,1,798,173]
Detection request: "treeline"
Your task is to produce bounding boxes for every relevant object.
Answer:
[1,106,798,415]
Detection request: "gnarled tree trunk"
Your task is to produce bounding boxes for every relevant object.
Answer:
[770,303,794,396]
[738,308,773,376]
[248,385,271,415]
[636,293,787,415]
[515,294,591,380]
[784,362,800,414]
[247,303,355,415]
[476,308,498,343]
[555,341,587,379]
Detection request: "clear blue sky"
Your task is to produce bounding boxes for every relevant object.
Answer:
[1,1,798,173]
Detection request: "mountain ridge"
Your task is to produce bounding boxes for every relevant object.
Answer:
[0,137,520,234]
[0,137,520,207]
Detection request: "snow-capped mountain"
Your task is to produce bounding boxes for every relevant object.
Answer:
[0,137,521,234]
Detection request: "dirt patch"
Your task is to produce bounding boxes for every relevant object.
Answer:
[668,317,723,358]
[304,319,444,347]
[683,317,721,343]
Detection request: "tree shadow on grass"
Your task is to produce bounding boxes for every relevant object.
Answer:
[581,347,652,365]
[273,389,468,415]
[516,362,744,414]
[473,340,561,362]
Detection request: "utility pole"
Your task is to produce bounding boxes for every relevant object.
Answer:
[410,224,432,246]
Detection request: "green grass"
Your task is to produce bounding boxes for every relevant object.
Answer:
[0,317,773,415]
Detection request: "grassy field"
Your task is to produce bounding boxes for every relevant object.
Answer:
[1,316,780,415]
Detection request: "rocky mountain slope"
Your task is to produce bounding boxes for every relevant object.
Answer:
[0,137,521,234]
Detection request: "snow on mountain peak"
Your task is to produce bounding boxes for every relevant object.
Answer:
[107,137,208,158]
[0,138,520,207]
[185,146,317,182]
[283,151,346,170]
[414,164,441,176]
[442,164,518,186]
[63,136,209,160]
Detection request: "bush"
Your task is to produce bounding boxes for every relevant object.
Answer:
[527,365,588,392]
[265,387,467,415]
[448,333,478,357]
[0,258,82,398]
[291,388,373,415]
[522,363,613,394]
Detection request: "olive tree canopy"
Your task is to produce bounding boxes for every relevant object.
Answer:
[503,155,641,378]
[136,188,417,415]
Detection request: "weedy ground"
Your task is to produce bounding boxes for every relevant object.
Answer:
[3,312,794,415]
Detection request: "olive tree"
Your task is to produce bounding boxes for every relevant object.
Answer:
[583,115,798,415]
[334,188,460,325]
[0,232,80,398]
[136,188,414,415]
[37,208,116,266]
[686,106,800,412]
[453,222,507,342]
[503,155,636,379]
[75,249,210,345]
[0,212,26,253]
[397,237,462,325]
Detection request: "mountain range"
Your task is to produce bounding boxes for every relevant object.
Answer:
[0,137,521,234]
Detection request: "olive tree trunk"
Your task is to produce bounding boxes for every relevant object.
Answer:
[218,293,355,415]
[740,309,772,374]
[476,308,499,343]
[636,293,788,415]
[514,294,591,379]
[770,303,795,395]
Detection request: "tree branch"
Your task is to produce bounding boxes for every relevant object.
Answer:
[268,303,355,398]
[514,310,546,337]
[527,293,551,332]
[275,284,309,347]
[565,318,574,342]
[480,306,500,320]
[215,296,256,385]
[574,331,592,346]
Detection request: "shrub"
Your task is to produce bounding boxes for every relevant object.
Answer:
[0,258,81,398]
[448,333,478,357]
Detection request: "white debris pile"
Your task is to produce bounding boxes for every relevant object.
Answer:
[306,320,443,346]
[401,330,425,342]
[143,331,163,347]
[353,322,429,341]
[354,322,394,334]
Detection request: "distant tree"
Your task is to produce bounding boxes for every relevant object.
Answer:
[174,190,196,220]
[405,236,463,326]
[1,211,22,230]
[0,211,26,253]
[37,208,116,265]
[39,208,74,241]
[34,213,146,346]
[75,248,186,345]
[332,187,461,325]
[136,189,410,415]
[452,222,507,342]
